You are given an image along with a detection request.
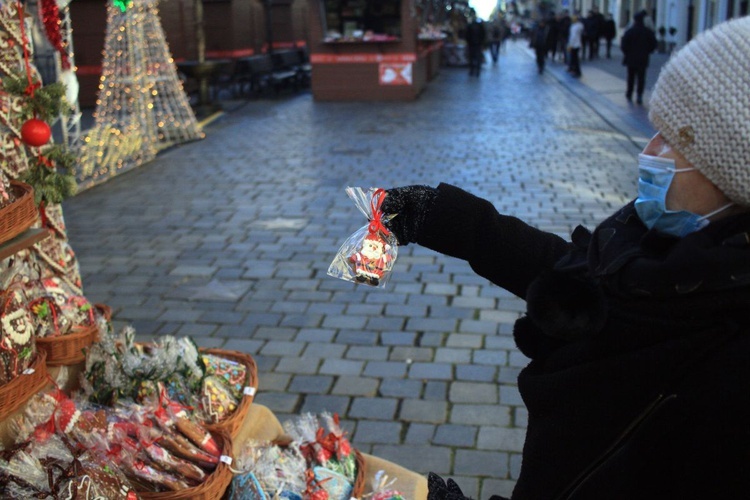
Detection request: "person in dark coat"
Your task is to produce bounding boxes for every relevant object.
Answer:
[556,10,571,63]
[488,21,502,64]
[465,9,486,76]
[621,10,657,104]
[529,18,552,73]
[602,13,616,57]
[381,17,750,500]
[546,15,560,61]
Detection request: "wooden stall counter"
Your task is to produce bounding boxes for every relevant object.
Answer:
[308,0,434,101]
[310,40,429,101]
[234,404,428,499]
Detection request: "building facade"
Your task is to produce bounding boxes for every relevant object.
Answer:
[552,0,747,46]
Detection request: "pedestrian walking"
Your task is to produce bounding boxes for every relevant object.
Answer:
[488,20,502,64]
[602,13,617,58]
[465,9,486,76]
[546,15,560,61]
[567,14,583,77]
[529,18,552,74]
[621,10,658,104]
[556,10,571,63]
[583,10,601,59]
[385,16,750,500]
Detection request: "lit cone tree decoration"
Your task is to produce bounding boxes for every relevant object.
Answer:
[0,0,83,294]
[76,0,204,190]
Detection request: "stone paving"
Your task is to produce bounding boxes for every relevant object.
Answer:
[62,41,658,499]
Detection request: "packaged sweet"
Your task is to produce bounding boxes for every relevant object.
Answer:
[285,412,358,484]
[203,352,247,400]
[202,374,238,423]
[230,439,307,500]
[81,326,205,408]
[0,429,136,499]
[0,284,36,384]
[327,187,398,288]
[370,470,406,500]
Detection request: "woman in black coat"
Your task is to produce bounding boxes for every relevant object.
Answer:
[620,11,657,104]
[382,17,750,500]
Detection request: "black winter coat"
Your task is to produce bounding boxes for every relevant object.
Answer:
[621,22,657,68]
[418,184,750,500]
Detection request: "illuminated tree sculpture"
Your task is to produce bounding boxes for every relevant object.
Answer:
[77,0,204,190]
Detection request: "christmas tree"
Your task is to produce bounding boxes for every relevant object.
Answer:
[0,0,87,385]
[0,0,82,293]
[77,0,204,190]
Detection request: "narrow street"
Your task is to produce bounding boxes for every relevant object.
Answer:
[63,40,656,498]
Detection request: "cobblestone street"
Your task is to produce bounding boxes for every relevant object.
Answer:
[63,41,656,498]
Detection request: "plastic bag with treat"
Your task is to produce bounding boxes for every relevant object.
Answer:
[328,187,398,288]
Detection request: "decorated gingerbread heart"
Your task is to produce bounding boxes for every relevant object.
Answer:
[0,286,36,384]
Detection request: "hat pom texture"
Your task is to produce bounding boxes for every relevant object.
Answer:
[648,17,750,206]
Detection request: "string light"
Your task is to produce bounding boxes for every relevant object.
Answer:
[76,0,203,190]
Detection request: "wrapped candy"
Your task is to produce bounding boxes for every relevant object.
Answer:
[284,412,358,484]
[203,353,247,400]
[0,284,37,384]
[327,187,398,288]
[230,440,307,500]
[202,375,238,423]
[0,431,136,499]
[19,276,96,339]
[313,466,353,500]
[81,326,205,407]
[0,171,15,209]
[370,470,406,500]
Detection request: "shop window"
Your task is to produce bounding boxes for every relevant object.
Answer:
[323,0,402,41]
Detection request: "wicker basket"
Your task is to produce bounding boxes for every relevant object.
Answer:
[0,181,38,245]
[200,347,258,439]
[352,449,367,498]
[0,351,48,422]
[36,303,112,367]
[266,438,367,498]
[138,429,234,500]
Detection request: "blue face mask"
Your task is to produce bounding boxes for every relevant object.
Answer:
[634,154,733,237]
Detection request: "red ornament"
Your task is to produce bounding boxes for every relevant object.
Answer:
[20,118,51,147]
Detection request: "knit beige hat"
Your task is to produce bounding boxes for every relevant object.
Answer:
[649,16,750,206]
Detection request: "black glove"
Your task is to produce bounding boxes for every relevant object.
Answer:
[381,185,438,245]
[427,472,473,500]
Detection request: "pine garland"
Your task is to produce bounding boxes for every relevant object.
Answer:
[2,74,68,121]
[3,74,77,204]
[20,145,77,205]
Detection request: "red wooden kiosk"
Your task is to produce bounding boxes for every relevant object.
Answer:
[308,0,443,101]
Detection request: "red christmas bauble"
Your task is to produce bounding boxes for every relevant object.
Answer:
[21,118,52,147]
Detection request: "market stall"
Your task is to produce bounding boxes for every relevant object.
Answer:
[308,0,444,101]
[0,1,429,496]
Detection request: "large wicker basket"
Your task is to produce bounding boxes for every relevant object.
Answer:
[200,347,258,439]
[0,350,48,422]
[35,303,112,366]
[0,181,38,245]
[265,437,366,498]
[138,429,234,500]
[352,449,367,498]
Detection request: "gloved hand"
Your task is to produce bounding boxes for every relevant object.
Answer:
[381,185,438,245]
[427,472,473,500]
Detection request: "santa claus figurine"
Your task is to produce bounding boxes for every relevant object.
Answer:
[350,235,393,286]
